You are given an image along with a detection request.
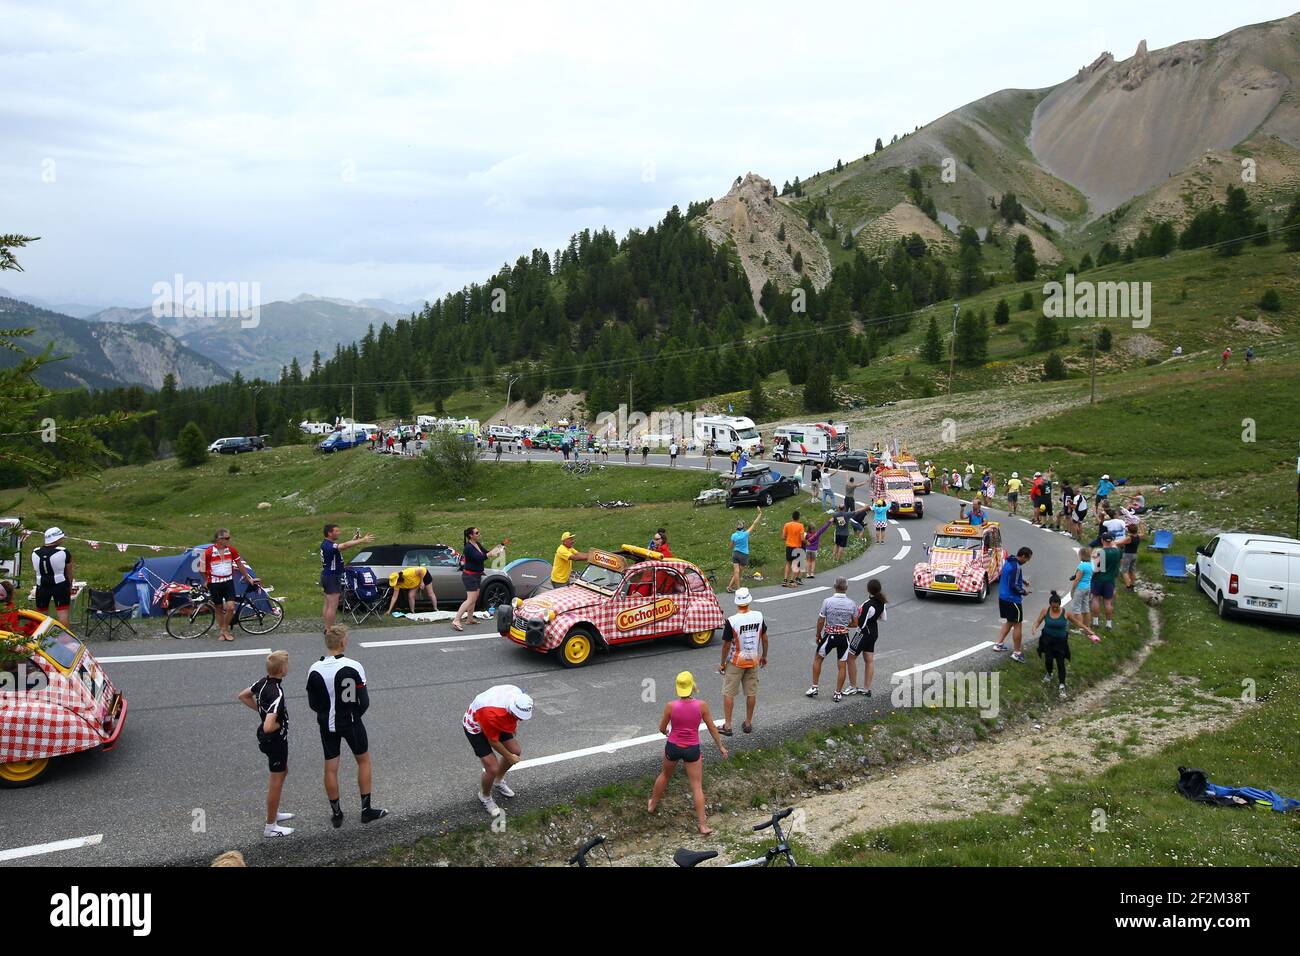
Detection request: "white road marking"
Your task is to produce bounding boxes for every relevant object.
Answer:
[755,586,829,603]
[889,519,899,526]
[0,833,103,862]
[361,634,498,648]
[850,564,891,582]
[97,648,271,664]
[514,720,724,770]
[897,527,911,542]
[892,642,996,678]
[893,546,910,560]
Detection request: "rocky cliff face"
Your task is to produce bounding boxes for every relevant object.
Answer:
[89,322,229,389]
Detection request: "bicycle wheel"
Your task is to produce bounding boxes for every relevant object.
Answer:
[236,595,286,635]
[167,602,215,639]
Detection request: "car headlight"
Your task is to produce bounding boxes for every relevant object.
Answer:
[546,610,556,622]
[512,597,523,608]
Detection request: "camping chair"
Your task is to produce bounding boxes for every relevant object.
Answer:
[84,588,137,640]
[342,566,388,625]
[1151,530,1174,552]
[1162,555,1190,582]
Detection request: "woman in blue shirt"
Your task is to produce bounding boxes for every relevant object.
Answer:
[1068,546,1100,642]
[871,498,889,545]
[727,509,763,592]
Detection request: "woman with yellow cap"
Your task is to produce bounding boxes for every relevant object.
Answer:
[647,671,727,835]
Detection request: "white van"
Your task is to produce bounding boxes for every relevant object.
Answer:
[771,424,830,463]
[487,424,522,442]
[299,421,334,436]
[1195,533,1300,621]
[693,416,762,455]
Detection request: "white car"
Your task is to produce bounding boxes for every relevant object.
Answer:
[207,437,246,453]
[1195,533,1300,621]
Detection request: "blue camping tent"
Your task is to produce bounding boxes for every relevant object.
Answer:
[113,548,260,617]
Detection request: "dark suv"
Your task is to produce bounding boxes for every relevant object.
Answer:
[217,438,257,455]
[827,449,877,473]
[726,466,801,508]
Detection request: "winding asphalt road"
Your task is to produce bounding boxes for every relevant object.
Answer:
[0,452,1082,867]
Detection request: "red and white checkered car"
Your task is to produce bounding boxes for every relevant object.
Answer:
[912,521,1006,602]
[874,468,923,518]
[497,546,724,667]
[1,610,128,787]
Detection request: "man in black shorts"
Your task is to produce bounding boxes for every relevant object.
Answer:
[31,527,73,627]
[238,650,295,837]
[306,625,388,828]
[994,547,1033,662]
[320,523,374,631]
[805,578,856,702]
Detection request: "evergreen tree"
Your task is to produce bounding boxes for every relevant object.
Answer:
[129,433,154,465]
[993,299,1010,326]
[792,250,804,273]
[1078,252,1094,271]
[1032,312,1058,352]
[1042,352,1067,380]
[1284,194,1300,252]
[803,362,834,412]
[1258,289,1281,312]
[389,377,414,419]
[176,421,208,468]
[1097,327,1113,351]
[920,315,944,363]
[748,378,770,420]
[874,138,884,153]
[1013,234,1038,281]
[1019,290,1034,311]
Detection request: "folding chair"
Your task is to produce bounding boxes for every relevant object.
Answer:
[1151,530,1174,552]
[1162,555,1190,582]
[342,566,389,625]
[85,588,137,640]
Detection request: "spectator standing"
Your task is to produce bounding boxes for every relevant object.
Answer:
[31,527,74,628]
[641,442,649,465]
[831,505,852,562]
[548,532,587,590]
[804,577,856,701]
[647,671,727,835]
[200,529,259,643]
[809,463,823,504]
[843,476,857,515]
[238,650,295,837]
[718,588,767,736]
[782,511,805,587]
[803,515,832,579]
[669,439,679,467]
[453,527,504,632]
[728,509,762,592]
[1034,592,1071,699]
[1006,472,1022,515]
[1120,523,1142,591]
[320,524,374,631]
[845,578,887,697]
[1068,547,1101,642]
[871,497,889,545]
[993,547,1033,662]
[1090,533,1122,632]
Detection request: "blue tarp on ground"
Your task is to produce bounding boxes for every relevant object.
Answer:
[112,548,260,617]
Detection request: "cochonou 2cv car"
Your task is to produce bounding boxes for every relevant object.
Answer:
[0,610,127,787]
[497,545,725,667]
[873,467,923,519]
[912,521,1006,602]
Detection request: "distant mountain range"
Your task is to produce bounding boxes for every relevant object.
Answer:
[0,297,230,390]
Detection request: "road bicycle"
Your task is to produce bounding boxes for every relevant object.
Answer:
[567,807,798,867]
[561,458,602,476]
[163,581,286,639]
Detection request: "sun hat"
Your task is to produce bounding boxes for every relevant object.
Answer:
[1011,472,1019,478]
[675,671,696,697]
[560,531,575,542]
[734,587,753,606]
[44,527,65,545]
[508,691,534,721]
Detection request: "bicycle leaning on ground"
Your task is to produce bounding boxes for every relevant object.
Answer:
[162,580,286,639]
[566,807,799,867]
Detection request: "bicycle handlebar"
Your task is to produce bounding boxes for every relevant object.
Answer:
[568,834,606,865]
[753,807,794,831]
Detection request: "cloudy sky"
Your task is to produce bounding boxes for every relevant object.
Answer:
[2,0,1295,308]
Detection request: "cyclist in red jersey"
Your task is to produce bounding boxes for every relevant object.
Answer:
[200,528,259,642]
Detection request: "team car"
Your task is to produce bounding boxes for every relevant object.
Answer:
[873,467,923,519]
[496,545,725,667]
[0,609,128,787]
[725,464,801,508]
[912,521,1006,602]
[827,448,877,473]
[346,543,550,610]
[896,454,932,495]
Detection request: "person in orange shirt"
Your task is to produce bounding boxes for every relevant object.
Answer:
[782,510,805,588]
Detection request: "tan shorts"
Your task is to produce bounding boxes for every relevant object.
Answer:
[723,662,759,698]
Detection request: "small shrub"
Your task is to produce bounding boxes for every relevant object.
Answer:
[1042,352,1067,380]
[397,508,417,534]
[1258,289,1281,312]
[228,463,241,475]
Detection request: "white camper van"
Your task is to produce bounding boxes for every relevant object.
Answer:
[692,416,762,455]
[1195,533,1300,621]
[771,423,839,463]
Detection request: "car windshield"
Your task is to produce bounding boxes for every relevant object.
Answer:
[885,477,912,490]
[932,535,982,551]
[578,563,622,591]
[735,427,759,440]
[38,620,83,669]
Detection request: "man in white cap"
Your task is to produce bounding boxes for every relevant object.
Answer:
[463,684,534,816]
[718,587,767,736]
[32,527,73,627]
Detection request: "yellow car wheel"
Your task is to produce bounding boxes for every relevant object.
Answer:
[686,629,714,648]
[557,628,595,668]
[0,757,51,788]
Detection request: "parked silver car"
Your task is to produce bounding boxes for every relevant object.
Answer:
[346,543,549,609]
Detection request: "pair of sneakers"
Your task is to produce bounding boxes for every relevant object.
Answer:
[993,643,1026,662]
[804,685,843,702]
[264,811,295,837]
[478,778,516,817]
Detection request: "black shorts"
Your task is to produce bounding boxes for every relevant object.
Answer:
[849,629,878,655]
[465,727,514,759]
[320,572,343,595]
[785,546,799,561]
[732,551,749,566]
[998,599,1023,623]
[665,741,701,763]
[258,732,288,774]
[319,721,369,760]
[461,572,482,592]
[34,580,72,611]
[209,580,237,604]
[817,631,849,661]
[834,535,849,549]
[1043,498,1054,515]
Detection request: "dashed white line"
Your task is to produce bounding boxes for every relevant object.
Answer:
[892,642,996,678]
[360,634,498,648]
[0,833,103,862]
[97,648,271,664]
[514,720,724,770]
[756,586,829,603]
[893,546,910,561]
[897,527,911,542]
[850,564,891,582]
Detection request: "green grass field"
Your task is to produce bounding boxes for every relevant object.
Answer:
[9,449,867,624]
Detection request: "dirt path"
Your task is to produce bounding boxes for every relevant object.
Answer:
[610,606,1246,865]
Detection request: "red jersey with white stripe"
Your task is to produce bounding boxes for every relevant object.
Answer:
[201,545,242,583]
[463,684,522,740]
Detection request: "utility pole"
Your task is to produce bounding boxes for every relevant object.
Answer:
[1089,328,1098,405]
[351,383,356,424]
[948,302,960,395]
[505,374,520,414]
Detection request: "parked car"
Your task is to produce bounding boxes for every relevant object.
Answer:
[208,436,248,453]
[1,610,128,787]
[1195,533,1300,621]
[497,546,724,667]
[827,448,877,473]
[318,430,367,453]
[913,521,1005,601]
[346,543,550,611]
[726,465,801,508]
